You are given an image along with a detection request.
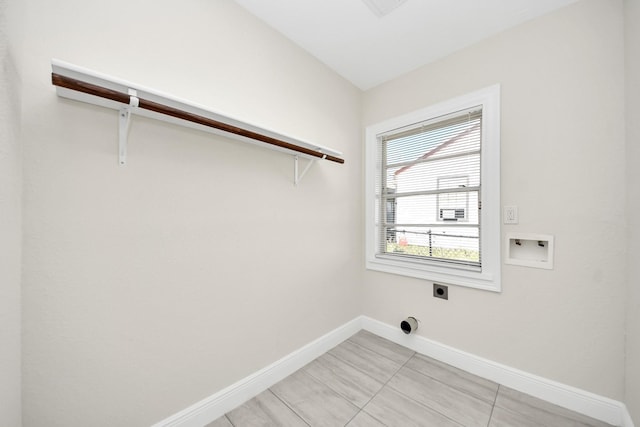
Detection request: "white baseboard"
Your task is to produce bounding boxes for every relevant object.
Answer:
[151,317,363,427]
[152,315,633,427]
[361,316,633,427]
[622,406,636,427]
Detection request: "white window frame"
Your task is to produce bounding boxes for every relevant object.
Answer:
[365,84,501,292]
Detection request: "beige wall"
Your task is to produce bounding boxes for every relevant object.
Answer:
[363,0,627,400]
[9,0,638,425]
[0,0,22,425]
[625,0,640,421]
[15,0,362,425]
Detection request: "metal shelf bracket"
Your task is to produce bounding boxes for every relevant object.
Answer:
[294,154,325,186]
[118,89,139,166]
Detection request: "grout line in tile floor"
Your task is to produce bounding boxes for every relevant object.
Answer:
[486,384,500,427]
[339,339,416,427]
[270,387,311,427]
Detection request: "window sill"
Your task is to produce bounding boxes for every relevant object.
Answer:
[366,256,501,292]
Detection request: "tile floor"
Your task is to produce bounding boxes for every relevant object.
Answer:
[205,330,613,427]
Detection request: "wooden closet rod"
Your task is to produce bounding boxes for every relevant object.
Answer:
[51,73,345,164]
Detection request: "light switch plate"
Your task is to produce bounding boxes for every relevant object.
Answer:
[504,206,518,224]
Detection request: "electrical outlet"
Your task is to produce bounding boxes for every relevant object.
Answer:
[504,206,518,224]
[433,283,448,300]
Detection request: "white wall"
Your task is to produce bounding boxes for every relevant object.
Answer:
[0,0,22,424]
[14,1,362,425]
[625,0,640,421]
[363,0,627,401]
[9,0,637,424]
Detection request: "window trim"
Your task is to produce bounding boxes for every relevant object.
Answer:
[365,85,501,292]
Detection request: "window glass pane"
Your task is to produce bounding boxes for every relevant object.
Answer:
[387,154,480,194]
[381,109,482,266]
[385,226,480,264]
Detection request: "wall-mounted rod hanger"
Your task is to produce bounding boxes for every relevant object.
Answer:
[50,59,344,183]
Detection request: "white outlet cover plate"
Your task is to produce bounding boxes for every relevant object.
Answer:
[503,206,518,224]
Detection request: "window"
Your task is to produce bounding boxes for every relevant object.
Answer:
[365,85,501,291]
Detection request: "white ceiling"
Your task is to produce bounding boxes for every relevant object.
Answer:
[233,0,578,90]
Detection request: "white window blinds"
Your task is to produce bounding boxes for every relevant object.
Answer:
[378,107,482,267]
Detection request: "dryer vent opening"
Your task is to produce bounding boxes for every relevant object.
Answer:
[400,317,418,334]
